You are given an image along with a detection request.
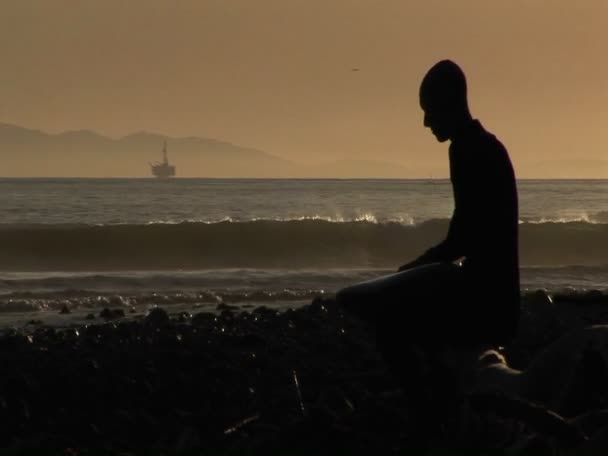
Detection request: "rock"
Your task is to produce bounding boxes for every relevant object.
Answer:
[311,295,324,306]
[191,312,214,327]
[145,307,170,327]
[110,295,130,306]
[59,304,71,314]
[95,295,110,306]
[217,302,239,312]
[307,297,331,316]
[176,311,192,322]
[252,306,277,318]
[219,309,235,321]
[568,289,608,306]
[99,308,126,320]
[585,289,606,301]
[3,286,608,455]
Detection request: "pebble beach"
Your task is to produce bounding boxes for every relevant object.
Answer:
[1,289,608,455]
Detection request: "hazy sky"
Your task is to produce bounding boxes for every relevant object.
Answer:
[1,1,607,177]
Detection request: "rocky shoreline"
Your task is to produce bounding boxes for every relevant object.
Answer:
[0,291,608,455]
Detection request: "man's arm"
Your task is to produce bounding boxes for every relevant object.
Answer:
[398,210,465,271]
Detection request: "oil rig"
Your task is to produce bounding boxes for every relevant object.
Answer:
[150,141,176,178]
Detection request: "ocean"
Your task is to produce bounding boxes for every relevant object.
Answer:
[0,178,606,327]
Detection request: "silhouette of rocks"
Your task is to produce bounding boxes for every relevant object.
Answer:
[145,307,170,327]
[217,302,239,312]
[175,311,192,323]
[59,303,71,314]
[99,307,126,320]
[0,293,605,454]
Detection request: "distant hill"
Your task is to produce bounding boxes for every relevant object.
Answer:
[0,123,298,177]
[0,123,415,178]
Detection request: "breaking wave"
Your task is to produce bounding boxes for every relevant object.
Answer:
[520,211,608,224]
[0,219,607,270]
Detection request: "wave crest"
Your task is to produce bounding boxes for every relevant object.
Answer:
[0,219,606,269]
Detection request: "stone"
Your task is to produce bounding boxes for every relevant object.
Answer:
[145,307,170,327]
[59,304,71,314]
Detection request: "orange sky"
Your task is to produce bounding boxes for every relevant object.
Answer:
[0,0,606,177]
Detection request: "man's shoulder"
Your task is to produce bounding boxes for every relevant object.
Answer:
[452,124,507,158]
[470,123,511,166]
[475,121,506,150]
[459,122,516,180]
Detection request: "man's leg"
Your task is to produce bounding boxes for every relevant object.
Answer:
[336,262,460,324]
[337,262,465,448]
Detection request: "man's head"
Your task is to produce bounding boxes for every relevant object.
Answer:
[419,60,470,142]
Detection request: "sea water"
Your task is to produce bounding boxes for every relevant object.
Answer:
[0,178,606,326]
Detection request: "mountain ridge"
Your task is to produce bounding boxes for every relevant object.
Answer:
[0,122,415,178]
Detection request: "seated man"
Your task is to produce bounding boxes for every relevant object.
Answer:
[337,60,520,351]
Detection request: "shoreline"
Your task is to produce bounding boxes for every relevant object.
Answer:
[0,287,605,331]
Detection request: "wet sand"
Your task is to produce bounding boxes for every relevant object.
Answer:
[0,291,607,455]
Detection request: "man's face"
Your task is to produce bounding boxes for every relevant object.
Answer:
[420,95,451,143]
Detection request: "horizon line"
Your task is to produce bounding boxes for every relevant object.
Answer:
[0,176,606,181]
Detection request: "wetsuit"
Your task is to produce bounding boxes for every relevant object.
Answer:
[337,119,520,347]
[419,119,520,345]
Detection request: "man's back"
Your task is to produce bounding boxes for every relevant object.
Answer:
[449,120,520,343]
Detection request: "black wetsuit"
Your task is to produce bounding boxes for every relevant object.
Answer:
[337,119,519,347]
[421,119,520,345]
[336,118,519,438]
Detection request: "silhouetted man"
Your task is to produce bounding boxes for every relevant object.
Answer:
[336,60,520,449]
[404,59,520,343]
[338,60,520,348]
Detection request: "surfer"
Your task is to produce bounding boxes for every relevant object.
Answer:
[338,59,520,350]
[336,60,520,448]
